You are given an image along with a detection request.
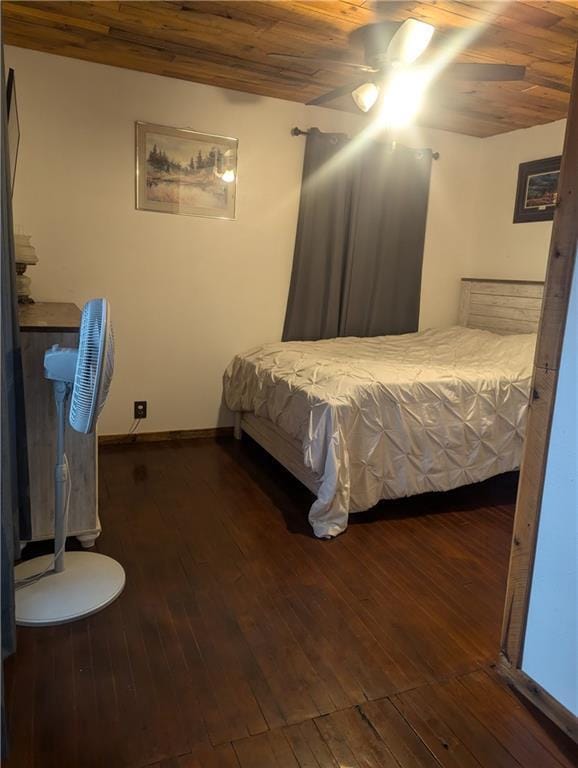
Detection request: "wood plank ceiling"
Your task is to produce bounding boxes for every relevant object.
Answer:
[2,1,578,137]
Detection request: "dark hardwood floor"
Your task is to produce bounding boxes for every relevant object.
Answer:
[5,437,578,768]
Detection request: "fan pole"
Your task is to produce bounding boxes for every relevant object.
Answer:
[53,380,70,574]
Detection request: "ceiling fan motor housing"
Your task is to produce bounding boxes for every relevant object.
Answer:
[350,21,403,69]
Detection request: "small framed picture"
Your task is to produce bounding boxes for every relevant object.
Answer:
[136,122,238,219]
[513,155,561,223]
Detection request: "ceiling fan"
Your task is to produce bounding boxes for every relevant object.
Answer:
[269,19,525,122]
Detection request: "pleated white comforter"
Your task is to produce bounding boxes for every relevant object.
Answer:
[224,327,536,538]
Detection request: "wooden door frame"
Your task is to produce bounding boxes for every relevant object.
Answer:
[500,46,578,743]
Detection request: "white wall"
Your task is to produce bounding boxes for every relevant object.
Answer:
[467,120,566,281]
[523,255,578,716]
[7,46,481,434]
[404,125,481,330]
[6,47,363,434]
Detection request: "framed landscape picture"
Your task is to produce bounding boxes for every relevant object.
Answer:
[136,122,238,219]
[513,155,561,223]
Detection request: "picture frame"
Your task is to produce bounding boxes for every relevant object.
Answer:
[136,122,238,219]
[513,155,561,223]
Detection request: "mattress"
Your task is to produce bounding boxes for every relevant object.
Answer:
[224,327,536,538]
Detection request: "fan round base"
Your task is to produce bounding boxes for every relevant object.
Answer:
[15,552,125,626]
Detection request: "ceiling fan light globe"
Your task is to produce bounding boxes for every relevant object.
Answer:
[351,82,379,112]
[386,19,435,66]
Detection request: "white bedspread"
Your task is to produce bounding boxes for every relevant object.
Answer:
[224,327,536,538]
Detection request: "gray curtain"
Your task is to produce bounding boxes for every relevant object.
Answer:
[283,130,432,341]
[282,128,351,341]
[1,58,31,758]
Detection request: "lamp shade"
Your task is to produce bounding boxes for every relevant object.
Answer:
[351,82,379,112]
[386,19,434,66]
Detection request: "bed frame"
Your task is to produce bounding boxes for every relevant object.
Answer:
[458,277,544,334]
[234,278,545,496]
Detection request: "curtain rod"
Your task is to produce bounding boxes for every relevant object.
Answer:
[291,127,440,160]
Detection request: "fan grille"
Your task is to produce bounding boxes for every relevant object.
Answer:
[69,298,114,434]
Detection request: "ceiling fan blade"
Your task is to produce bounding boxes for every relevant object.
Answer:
[268,52,377,73]
[439,63,526,81]
[386,18,435,65]
[307,81,369,107]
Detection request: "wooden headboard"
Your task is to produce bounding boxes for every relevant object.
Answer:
[458,278,544,334]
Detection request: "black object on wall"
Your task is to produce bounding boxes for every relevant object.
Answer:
[6,68,20,196]
[283,129,433,341]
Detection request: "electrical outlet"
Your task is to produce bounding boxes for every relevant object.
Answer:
[134,401,147,419]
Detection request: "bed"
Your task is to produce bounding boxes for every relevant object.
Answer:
[224,278,544,538]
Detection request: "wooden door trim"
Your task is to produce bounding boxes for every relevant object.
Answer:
[499,659,578,743]
[500,45,578,740]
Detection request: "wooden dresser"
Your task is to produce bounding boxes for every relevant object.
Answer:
[19,302,100,547]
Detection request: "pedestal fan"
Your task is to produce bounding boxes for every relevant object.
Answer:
[15,298,125,626]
